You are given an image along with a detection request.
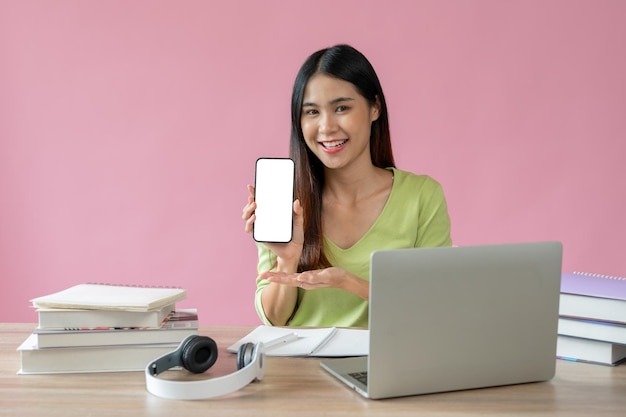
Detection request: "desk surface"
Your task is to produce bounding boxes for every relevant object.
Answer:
[1,323,625,417]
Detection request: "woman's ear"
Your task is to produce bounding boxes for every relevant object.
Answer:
[370,96,382,122]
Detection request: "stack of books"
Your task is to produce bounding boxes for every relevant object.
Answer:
[557,272,626,366]
[17,283,198,374]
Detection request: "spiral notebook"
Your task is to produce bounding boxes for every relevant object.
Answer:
[31,283,186,312]
[559,272,626,324]
[560,272,626,300]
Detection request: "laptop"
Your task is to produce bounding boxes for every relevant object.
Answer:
[320,242,562,399]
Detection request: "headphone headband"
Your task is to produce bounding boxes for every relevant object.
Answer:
[145,336,265,400]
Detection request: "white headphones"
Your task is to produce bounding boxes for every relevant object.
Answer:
[145,335,265,400]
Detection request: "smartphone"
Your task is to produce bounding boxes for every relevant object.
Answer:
[253,158,295,243]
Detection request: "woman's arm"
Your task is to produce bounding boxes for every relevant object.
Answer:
[257,253,301,326]
[243,185,305,325]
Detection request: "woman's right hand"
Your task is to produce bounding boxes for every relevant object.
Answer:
[242,184,304,272]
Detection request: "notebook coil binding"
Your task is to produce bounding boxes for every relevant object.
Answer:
[86,282,183,289]
[572,272,626,281]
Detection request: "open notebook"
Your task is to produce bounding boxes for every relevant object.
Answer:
[228,325,368,357]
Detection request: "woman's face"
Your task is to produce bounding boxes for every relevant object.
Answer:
[300,73,380,171]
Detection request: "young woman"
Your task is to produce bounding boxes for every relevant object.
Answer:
[243,44,452,327]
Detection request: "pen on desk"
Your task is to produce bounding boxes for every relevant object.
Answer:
[264,332,299,350]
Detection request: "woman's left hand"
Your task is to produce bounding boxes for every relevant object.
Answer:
[258,267,370,300]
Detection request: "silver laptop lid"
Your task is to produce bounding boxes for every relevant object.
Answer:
[367,242,562,399]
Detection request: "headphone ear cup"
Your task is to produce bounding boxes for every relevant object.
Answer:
[236,342,256,370]
[181,335,218,374]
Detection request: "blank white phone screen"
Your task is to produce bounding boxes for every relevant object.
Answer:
[253,158,295,243]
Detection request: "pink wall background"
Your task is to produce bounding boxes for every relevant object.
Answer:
[1,0,624,325]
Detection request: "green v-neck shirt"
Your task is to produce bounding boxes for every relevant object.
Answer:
[254,168,452,327]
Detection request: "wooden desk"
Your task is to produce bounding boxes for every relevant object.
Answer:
[1,323,625,416]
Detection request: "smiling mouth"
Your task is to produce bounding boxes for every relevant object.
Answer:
[321,139,348,149]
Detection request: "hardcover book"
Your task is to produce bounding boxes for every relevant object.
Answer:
[556,335,626,366]
[17,336,180,374]
[36,303,176,330]
[34,309,198,348]
[558,317,626,345]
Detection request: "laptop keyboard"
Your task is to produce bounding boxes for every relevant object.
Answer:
[348,371,368,386]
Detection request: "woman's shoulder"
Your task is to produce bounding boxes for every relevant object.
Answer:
[389,167,443,191]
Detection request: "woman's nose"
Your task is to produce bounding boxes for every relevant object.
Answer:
[319,112,338,134]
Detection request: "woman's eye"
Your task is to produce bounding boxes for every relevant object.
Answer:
[336,105,348,113]
[305,109,318,116]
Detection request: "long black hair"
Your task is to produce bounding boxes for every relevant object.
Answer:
[290,44,395,271]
